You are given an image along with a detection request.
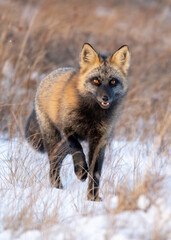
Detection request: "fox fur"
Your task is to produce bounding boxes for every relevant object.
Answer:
[25,43,130,201]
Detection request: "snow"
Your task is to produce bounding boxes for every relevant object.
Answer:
[137,195,150,210]
[0,137,171,240]
[2,60,14,79]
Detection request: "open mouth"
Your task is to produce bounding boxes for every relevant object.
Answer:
[100,101,110,109]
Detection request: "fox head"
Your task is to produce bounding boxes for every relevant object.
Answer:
[78,43,130,109]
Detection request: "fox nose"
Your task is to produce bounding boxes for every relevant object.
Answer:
[102,96,109,102]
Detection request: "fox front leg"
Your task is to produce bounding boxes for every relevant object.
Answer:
[87,139,106,201]
[67,135,88,181]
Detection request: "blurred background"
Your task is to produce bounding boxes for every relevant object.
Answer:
[0,0,170,147]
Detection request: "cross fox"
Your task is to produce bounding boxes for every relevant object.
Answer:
[25,43,130,201]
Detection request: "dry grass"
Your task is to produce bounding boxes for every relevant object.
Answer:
[0,0,170,140]
[0,0,171,239]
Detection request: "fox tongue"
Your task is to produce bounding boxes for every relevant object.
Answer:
[101,102,109,107]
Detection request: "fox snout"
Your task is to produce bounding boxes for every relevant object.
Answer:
[97,93,112,109]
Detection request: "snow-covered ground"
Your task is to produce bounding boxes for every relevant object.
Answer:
[0,136,171,240]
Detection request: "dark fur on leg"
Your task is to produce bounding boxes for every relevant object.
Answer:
[87,138,106,201]
[67,135,88,181]
[49,140,69,189]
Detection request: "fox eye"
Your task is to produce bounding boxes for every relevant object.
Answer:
[110,78,118,87]
[93,79,101,85]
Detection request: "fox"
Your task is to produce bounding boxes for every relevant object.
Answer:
[25,43,130,201]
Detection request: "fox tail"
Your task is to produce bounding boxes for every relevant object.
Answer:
[25,109,45,153]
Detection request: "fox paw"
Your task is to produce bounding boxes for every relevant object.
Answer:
[87,194,102,202]
[75,164,88,181]
[73,152,88,181]
[50,177,63,189]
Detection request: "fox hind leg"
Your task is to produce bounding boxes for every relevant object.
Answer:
[49,140,70,189]
[36,112,67,189]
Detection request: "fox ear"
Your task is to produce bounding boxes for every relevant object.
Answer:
[80,43,99,70]
[111,45,130,75]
